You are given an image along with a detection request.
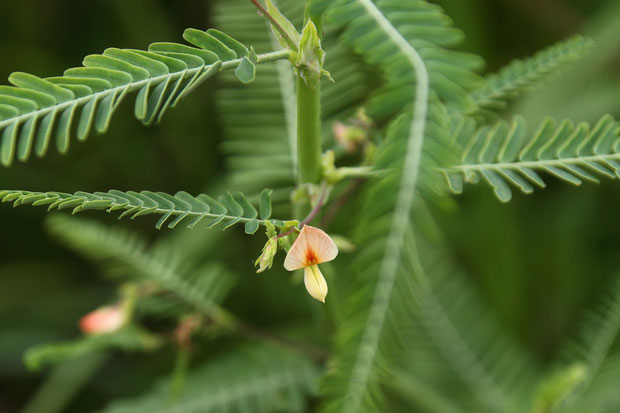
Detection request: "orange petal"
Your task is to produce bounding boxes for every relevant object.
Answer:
[283,225,338,271]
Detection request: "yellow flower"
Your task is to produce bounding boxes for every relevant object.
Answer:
[284,225,338,303]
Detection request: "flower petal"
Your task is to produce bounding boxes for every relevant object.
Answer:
[283,228,310,271]
[304,264,328,303]
[283,225,338,271]
[304,225,338,264]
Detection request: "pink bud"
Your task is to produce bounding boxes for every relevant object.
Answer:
[79,305,125,335]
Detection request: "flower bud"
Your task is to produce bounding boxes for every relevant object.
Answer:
[255,237,278,273]
[79,305,125,335]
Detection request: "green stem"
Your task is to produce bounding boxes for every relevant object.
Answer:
[296,1,324,185]
[296,75,322,184]
[208,305,328,362]
[168,348,190,403]
[22,352,107,413]
[233,318,327,362]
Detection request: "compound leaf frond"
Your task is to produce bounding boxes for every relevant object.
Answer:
[441,114,620,202]
[470,35,593,119]
[0,188,284,233]
[0,28,290,167]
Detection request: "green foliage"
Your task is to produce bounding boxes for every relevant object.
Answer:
[45,215,236,323]
[401,236,541,412]
[442,114,620,202]
[3,1,620,412]
[321,106,510,413]
[521,278,620,413]
[321,110,438,412]
[556,278,620,411]
[470,36,594,119]
[234,49,258,84]
[531,364,586,413]
[0,28,288,167]
[101,345,319,413]
[265,0,301,50]
[328,0,484,119]
[214,0,298,198]
[24,327,160,371]
[214,0,370,199]
[1,189,282,233]
[320,1,484,409]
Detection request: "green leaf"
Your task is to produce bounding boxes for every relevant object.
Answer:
[94,91,117,134]
[0,95,37,114]
[244,220,260,234]
[24,327,160,371]
[234,56,256,83]
[99,346,318,413]
[83,55,150,82]
[183,28,237,61]
[265,0,301,50]
[206,28,249,57]
[441,114,620,201]
[532,364,586,413]
[55,103,78,154]
[469,36,594,119]
[400,237,540,412]
[148,42,219,65]
[0,84,56,107]
[9,72,74,103]
[1,122,18,166]
[1,189,283,233]
[45,214,237,322]
[0,29,290,167]
[102,48,170,77]
[556,278,620,410]
[17,115,37,161]
[35,110,57,157]
[329,0,483,120]
[259,188,273,219]
[214,0,370,201]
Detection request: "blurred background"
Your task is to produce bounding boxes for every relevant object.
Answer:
[0,0,619,412]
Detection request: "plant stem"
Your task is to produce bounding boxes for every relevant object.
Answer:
[276,181,329,239]
[210,305,327,362]
[249,0,298,50]
[234,319,328,362]
[168,348,190,403]
[296,75,322,184]
[21,352,107,413]
[300,181,328,225]
[295,0,324,185]
[220,49,292,70]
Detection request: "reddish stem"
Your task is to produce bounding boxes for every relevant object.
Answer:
[300,183,328,227]
[249,0,298,50]
[276,227,299,239]
[276,182,329,239]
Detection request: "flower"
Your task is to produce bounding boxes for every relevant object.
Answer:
[283,225,338,303]
[79,305,125,335]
